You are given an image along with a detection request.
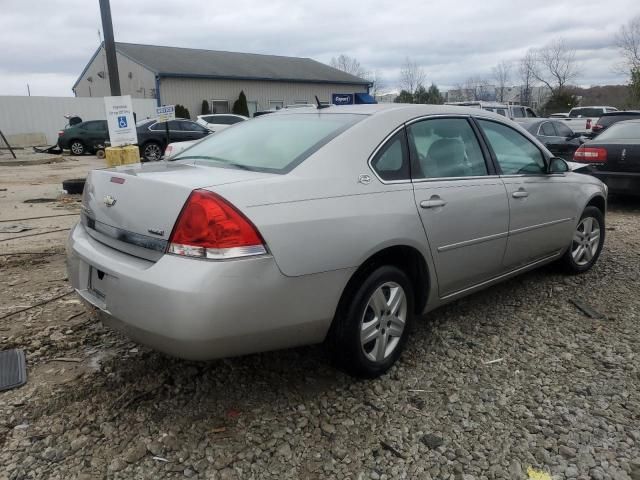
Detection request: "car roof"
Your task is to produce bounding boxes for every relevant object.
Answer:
[270,103,509,120]
[600,110,640,117]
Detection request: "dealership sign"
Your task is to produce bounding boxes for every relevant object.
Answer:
[104,95,138,147]
[156,105,176,123]
[332,93,354,105]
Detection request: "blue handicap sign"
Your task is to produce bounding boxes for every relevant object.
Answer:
[117,116,128,128]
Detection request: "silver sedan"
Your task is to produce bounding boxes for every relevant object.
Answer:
[67,104,607,378]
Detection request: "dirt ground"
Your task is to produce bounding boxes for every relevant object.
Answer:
[1,157,639,480]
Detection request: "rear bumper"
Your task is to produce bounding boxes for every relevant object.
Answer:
[66,223,351,360]
[591,171,640,196]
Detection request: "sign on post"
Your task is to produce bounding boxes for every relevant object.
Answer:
[156,105,176,122]
[104,95,138,147]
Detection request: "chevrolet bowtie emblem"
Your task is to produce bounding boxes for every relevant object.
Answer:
[104,195,117,207]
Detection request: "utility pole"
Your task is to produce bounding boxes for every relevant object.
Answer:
[98,0,121,96]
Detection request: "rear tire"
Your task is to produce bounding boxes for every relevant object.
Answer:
[560,206,605,273]
[69,140,85,156]
[142,141,162,162]
[330,265,414,378]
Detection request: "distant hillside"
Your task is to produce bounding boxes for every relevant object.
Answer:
[573,85,636,109]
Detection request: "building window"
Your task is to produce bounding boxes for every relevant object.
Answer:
[210,100,230,114]
[269,100,284,110]
[294,99,308,104]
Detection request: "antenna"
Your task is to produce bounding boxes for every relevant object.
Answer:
[315,95,330,109]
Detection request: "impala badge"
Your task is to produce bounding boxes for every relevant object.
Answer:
[103,195,117,207]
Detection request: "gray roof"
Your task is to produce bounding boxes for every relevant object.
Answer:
[113,42,370,85]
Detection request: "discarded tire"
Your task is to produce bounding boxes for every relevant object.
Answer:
[62,178,86,195]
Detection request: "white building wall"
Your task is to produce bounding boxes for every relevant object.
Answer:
[0,96,157,145]
[73,49,156,100]
[158,77,368,119]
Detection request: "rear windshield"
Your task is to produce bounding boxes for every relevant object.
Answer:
[171,113,364,173]
[569,108,603,118]
[599,114,640,127]
[595,122,640,141]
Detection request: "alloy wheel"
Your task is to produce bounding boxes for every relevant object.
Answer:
[571,216,601,266]
[144,143,162,161]
[360,282,407,363]
[70,142,84,155]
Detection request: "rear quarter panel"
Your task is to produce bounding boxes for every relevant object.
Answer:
[213,109,435,279]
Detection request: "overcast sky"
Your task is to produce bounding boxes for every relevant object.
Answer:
[0,0,634,97]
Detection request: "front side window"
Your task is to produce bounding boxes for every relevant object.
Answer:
[370,131,409,181]
[553,122,573,137]
[408,118,488,179]
[172,113,364,173]
[478,119,546,175]
[512,107,525,118]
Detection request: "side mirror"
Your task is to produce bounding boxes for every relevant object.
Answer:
[549,157,569,173]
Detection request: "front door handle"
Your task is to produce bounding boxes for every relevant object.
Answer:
[420,197,447,209]
[512,190,529,198]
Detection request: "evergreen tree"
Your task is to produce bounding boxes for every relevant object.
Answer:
[201,100,211,115]
[232,91,250,117]
[426,83,444,104]
[394,90,414,103]
[414,84,429,104]
[175,104,191,119]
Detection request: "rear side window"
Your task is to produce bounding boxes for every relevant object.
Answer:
[172,113,364,173]
[539,122,556,136]
[215,115,244,125]
[408,118,488,179]
[179,121,207,132]
[478,119,546,175]
[370,130,409,181]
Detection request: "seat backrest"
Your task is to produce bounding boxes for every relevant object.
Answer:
[425,138,468,178]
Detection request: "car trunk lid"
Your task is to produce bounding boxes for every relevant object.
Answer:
[82,161,272,261]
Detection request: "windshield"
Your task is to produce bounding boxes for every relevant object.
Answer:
[594,122,640,141]
[171,113,364,173]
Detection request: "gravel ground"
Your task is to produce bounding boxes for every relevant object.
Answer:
[1,165,639,480]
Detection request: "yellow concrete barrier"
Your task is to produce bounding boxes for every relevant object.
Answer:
[105,145,140,167]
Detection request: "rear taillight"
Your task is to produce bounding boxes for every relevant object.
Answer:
[586,119,592,130]
[164,145,173,157]
[591,124,604,133]
[573,146,608,163]
[58,130,64,136]
[167,189,266,260]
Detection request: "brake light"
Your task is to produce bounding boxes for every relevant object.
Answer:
[58,130,64,136]
[591,124,604,133]
[573,146,607,163]
[164,145,173,157]
[167,189,266,259]
[586,119,592,130]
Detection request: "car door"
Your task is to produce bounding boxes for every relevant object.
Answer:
[537,121,565,157]
[84,121,109,149]
[407,117,510,297]
[476,118,577,269]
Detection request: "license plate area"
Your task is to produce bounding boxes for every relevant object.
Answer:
[89,267,107,301]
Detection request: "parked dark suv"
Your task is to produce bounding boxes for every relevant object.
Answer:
[136,119,211,161]
[58,120,109,155]
[591,111,640,137]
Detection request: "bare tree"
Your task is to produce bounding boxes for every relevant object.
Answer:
[531,39,580,94]
[330,54,367,78]
[367,70,385,97]
[399,57,426,96]
[465,76,492,101]
[519,49,536,106]
[615,15,640,73]
[492,61,511,102]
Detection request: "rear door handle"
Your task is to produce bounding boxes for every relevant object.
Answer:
[512,190,529,198]
[420,198,447,209]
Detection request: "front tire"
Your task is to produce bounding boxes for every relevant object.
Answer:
[331,265,414,378]
[561,206,605,273]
